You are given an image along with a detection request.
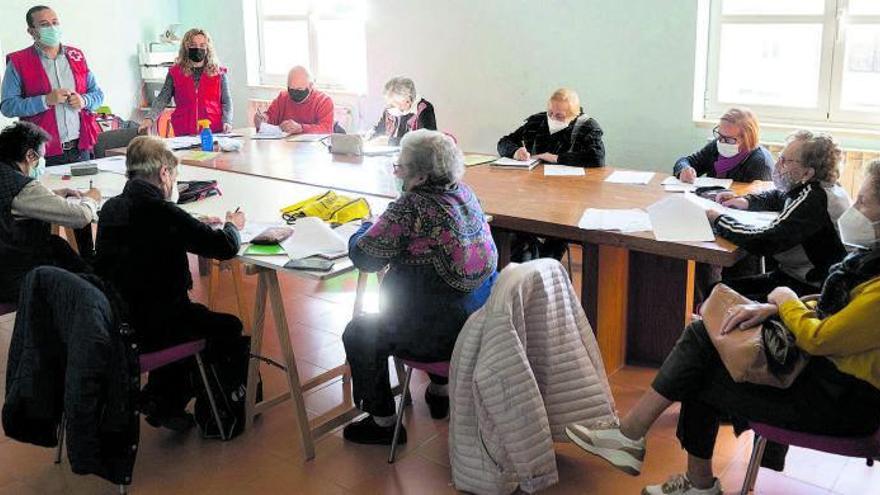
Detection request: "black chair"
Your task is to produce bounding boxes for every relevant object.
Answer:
[94,127,139,158]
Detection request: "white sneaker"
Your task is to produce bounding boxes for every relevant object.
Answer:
[565,420,646,476]
[642,474,722,495]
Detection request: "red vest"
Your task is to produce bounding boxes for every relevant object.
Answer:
[6,45,100,157]
[168,64,225,136]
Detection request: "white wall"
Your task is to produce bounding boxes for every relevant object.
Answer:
[0,0,179,121]
[181,0,880,170]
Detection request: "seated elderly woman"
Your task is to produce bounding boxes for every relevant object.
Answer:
[371,76,437,146]
[497,88,605,261]
[707,130,851,301]
[342,129,497,445]
[95,136,247,431]
[565,160,880,495]
[674,108,773,183]
[0,121,100,303]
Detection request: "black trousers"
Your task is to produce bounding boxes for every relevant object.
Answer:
[652,321,880,460]
[343,314,449,417]
[140,303,243,415]
[45,146,95,261]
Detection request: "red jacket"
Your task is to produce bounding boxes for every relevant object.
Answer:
[6,45,100,157]
[265,89,334,134]
[169,64,226,136]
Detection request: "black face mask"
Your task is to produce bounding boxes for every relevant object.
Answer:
[288,88,310,103]
[187,47,207,63]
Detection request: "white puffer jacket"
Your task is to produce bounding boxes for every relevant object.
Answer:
[449,259,617,495]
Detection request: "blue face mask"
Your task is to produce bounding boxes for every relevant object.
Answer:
[29,157,46,180]
[38,25,62,47]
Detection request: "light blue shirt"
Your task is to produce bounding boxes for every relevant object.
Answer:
[0,45,103,143]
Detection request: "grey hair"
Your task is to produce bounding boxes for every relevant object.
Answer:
[398,129,464,186]
[125,136,178,180]
[383,76,417,102]
[786,130,842,184]
[289,65,312,82]
[865,159,880,200]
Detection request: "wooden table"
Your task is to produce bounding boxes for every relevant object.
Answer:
[43,165,393,460]
[111,132,772,371]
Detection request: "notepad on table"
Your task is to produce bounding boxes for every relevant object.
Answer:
[288,133,330,143]
[491,157,539,170]
[244,244,286,256]
[252,123,287,140]
[605,171,655,184]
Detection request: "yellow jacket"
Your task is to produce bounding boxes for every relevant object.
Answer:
[779,276,880,390]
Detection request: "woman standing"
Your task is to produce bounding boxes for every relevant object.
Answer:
[139,28,232,136]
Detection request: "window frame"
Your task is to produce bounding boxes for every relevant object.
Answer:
[702,0,880,128]
[254,0,365,93]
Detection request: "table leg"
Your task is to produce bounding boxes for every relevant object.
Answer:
[626,253,695,366]
[581,243,629,373]
[244,269,268,431]
[491,227,513,269]
[265,270,315,460]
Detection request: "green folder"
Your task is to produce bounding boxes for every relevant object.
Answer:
[244,244,286,256]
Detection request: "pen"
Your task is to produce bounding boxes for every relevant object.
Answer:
[234,206,241,213]
[89,180,93,189]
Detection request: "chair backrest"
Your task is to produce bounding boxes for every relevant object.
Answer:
[94,127,140,158]
[333,122,347,134]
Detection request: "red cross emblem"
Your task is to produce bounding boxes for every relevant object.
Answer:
[67,49,83,62]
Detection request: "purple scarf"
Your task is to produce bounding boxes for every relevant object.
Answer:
[714,149,750,178]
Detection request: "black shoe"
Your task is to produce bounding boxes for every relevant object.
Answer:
[343,416,406,445]
[759,440,789,472]
[145,411,196,432]
[424,388,449,420]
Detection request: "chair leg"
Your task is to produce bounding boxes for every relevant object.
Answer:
[54,416,66,464]
[388,367,413,464]
[393,357,411,406]
[195,352,228,441]
[740,435,768,495]
[118,484,128,494]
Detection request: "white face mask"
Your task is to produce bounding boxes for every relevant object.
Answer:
[547,117,569,134]
[838,206,879,249]
[167,181,180,203]
[394,176,406,194]
[716,140,741,158]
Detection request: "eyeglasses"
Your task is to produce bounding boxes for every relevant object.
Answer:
[392,162,402,173]
[777,154,801,167]
[712,126,739,145]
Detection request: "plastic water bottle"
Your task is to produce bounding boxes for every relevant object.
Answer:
[198,119,213,152]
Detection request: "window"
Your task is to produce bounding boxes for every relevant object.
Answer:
[253,0,367,93]
[701,0,880,127]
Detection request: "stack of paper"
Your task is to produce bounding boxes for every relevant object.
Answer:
[491,157,539,170]
[252,123,287,140]
[578,208,652,233]
[605,171,655,184]
[544,164,586,176]
[661,176,734,192]
[463,154,498,167]
[165,136,201,150]
[647,196,715,242]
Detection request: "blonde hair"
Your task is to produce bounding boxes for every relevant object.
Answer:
[176,28,221,77]
[720,107,760,151]
[547,88,581,120]
[126,136,178,180]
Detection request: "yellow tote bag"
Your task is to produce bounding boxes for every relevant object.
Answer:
[281,191,371,225]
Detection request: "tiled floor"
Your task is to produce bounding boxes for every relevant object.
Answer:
[0,252,876,494]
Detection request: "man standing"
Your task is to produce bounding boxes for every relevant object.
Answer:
[1,5,105,258]
[254,65,335,135]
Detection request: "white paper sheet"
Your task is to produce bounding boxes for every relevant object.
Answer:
[661,176,733,191]
[578,208,653,233]
[45,156,128,176]
[647,196,715,242]
[544,164,586,176]
[288,133,330,142]
[605,171,655,184]
[683,194,778,228]
[252,123,287,139]
[362,145,400,156]
[281,216,348,260]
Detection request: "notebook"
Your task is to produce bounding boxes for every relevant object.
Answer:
[491,157,539,170]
